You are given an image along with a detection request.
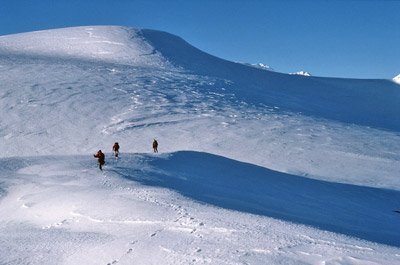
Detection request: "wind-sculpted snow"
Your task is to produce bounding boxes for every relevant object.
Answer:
[1,26,399,132]
[141,29,400,131]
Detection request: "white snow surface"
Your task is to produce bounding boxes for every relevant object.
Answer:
[0,26,400,264]
[0,26,169,67]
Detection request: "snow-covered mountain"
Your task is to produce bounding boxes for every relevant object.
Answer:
[393,73,400,84]
[251,62,274,71]
[0,26,399,264]
[237,62,275,71]
[289,71,312,76]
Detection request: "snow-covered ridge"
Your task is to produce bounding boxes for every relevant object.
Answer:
[236,62,275,71]
[0,26,170,67]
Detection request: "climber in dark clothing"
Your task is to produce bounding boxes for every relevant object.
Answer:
[112,142,120,158]
[153,139,158,153]
[94,150,105,170]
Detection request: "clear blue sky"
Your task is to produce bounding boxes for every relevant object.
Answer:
[1,0,399,79]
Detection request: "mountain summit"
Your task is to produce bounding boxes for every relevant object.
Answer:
[1,26,399,133]
[0,26,168,67]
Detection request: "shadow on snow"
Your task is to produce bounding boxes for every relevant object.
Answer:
[115,151,400,247]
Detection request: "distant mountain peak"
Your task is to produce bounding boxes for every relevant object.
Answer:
[251,63,274,71]
[393,74,400,84]
[236,62,275,72]
[289,71,312,77]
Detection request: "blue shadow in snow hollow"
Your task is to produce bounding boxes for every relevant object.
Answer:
[119,151,400,247]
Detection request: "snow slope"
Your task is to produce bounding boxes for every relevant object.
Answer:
[140,29,400,132]
[0,26,169,67]
[0,26,400,264]
[1,154,399,265]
